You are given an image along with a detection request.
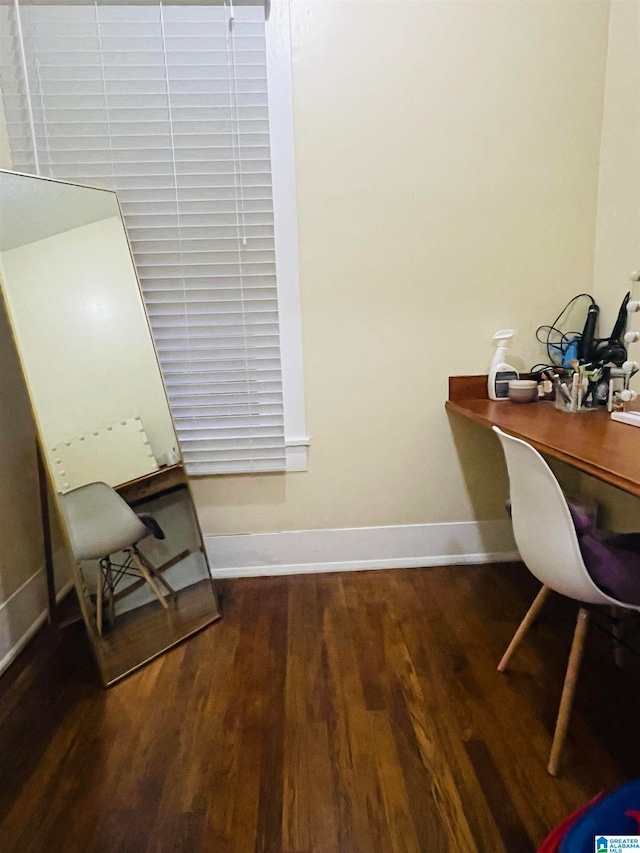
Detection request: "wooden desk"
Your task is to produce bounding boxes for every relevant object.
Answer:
[116,463,186,506]
[446,375,640,499]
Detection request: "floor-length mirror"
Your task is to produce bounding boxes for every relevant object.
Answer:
[0,169,220,685]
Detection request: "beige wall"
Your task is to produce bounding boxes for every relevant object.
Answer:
[192,0,611,535]
[579,0,640,531]
[593,0,640,331]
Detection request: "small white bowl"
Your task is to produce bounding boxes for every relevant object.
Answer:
[508,379,538,403]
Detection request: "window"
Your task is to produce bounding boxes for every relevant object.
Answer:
[0,0,306,475]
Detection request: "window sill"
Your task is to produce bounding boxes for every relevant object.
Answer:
[285,436,310,472]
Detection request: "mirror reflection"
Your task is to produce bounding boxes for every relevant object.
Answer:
[0,170,220,685]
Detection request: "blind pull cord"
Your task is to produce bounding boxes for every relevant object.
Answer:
[13,0,39,175]
[226,0,247,247]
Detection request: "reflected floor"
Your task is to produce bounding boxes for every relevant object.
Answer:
[99,579,220,685]
[59,580,220,685]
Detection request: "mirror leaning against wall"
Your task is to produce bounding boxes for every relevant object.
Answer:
[0,169,220,686]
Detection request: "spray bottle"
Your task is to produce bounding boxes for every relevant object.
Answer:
[488,330,519,400]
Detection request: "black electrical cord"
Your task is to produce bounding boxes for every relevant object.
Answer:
[533,293,596,368]
[530,362,566,376]
[531,291,635,376]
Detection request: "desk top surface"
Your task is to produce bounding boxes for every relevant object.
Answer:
[116,462,186,505]
[447,375,640,499]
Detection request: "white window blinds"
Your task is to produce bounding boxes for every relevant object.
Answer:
[0,2,286,475]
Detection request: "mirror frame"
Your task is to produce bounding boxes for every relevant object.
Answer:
[0,168,221,685]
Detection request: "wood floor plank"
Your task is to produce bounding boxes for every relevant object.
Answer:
[307,720,339,853]
[377,573,508,853]
[226,580,287,853]
[377,583,479,853]
[343,582,389,711]
[369,709,421,853]
[251,579,289,853]
[282,580,312,853]
[0,563,634,853]
[464,738,535,853]
[317,576,394,853]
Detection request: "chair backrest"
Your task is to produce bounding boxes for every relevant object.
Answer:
[60,481,148,562]
[493,426,613,605]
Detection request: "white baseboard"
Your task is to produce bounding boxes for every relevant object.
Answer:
[0,521,518,673]
[0,555,73,677]
[205,520,520,579]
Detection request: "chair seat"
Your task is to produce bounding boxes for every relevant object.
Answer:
[507,498,640,606]
[61,481,149,561]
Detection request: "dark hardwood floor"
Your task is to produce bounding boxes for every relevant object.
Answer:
[1,562,639,853]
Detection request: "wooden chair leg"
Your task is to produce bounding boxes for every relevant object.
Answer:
[498,585,552,672]
[106,561,116,628]
[96,565,104,638]
[548,607,590,777]
[150,570,176,598]
[134,547,176,598]
[128,550,169,609]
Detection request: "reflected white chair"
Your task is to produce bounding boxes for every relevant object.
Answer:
[60,481,175,636]
[493,425,640,776]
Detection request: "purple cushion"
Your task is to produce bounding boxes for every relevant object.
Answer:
[579,532,640,605]
[566,502,593,536]
[506,499,640,605]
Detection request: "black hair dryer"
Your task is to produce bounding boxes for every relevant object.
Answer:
[578,303,599,362]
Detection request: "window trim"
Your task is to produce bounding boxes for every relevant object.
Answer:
[265,0,309,472]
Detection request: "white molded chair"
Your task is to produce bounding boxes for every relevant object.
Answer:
[60,481,175,636]
[493,426,640,776]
